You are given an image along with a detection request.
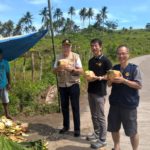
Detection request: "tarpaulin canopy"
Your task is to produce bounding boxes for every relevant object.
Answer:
[0,30,48,61]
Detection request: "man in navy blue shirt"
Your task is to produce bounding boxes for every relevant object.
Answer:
[107,45,142,150]
[0,49,12,119]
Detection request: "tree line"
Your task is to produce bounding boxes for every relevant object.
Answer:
[0,6,119,37]
[1,5,150,38]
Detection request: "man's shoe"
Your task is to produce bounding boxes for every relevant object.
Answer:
[86,133,98,141]
[74,130,80,137]
[59,128,69,134]
[91,140,107,149]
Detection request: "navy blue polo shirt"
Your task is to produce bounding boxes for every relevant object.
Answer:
[109,63,142,109]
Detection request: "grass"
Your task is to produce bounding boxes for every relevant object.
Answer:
[2,28,150,116]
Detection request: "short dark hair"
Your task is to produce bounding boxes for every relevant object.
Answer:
[116,45,130,53]
[90,38,102,46]
[62,39,72,46]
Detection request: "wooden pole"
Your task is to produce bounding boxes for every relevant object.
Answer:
[13,60,16,83]
[47,0,56,61]
[31,52,35,81]
[48,0,61,112]
[39,52,43,80]
[23,54,26,80]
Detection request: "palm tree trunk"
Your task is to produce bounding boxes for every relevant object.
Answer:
[48,0,61,112]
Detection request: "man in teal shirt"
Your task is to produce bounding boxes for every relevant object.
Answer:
[0,48,12,119]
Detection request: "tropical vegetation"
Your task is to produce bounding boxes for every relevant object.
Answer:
[0,6,150,116]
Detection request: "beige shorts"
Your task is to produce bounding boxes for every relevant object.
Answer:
[0,88,9,103]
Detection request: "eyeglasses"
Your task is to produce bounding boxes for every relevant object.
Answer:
[117,52,128,56]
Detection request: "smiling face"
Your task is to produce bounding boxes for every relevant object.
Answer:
[91,42,102,56]
[117,46,129,65]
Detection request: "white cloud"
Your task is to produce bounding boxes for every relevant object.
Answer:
[27,0,47,5]
[131,5,149,13]
[120,19,130,23]
[107,13,118,20]
[33,22,42,30]
[26,0,61,5]
[107,12,138,25]
[0,3,11,12]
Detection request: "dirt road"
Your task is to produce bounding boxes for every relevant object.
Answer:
[19,55,150,150]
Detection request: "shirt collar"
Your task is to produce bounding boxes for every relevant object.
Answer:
[94,54,103,60]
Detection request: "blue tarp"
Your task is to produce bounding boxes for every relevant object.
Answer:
[0,30,47,61]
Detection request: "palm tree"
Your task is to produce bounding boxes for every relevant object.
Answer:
[105,21,112,30]
[23,12,33,27]
[100,6,108,31]
[87,8,94,26]
[145,23,150,30]
[0,21,3,35]
[21,11,33,33]
[59,17,66,28]
[79,7,87,27]
[68,6,75,21]
[1,20,14,37]
[111,21,118,30]
[94,13,102,28]
[53,17,65,33]
[53,8,63,32]
[13,22,22,35]
[53,8,63,21]
[129,26,133,30]
[13,18,25,35]
[73,25,80,32]
[39,7,49,29]
[66,18,74,31]
[105,20,118,31]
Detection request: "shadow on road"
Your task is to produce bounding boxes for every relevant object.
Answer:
[28,123,91,145]
[56,145,91,150]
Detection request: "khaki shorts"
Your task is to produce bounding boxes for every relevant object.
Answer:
[107,105,137,137]
[0,88,9,103]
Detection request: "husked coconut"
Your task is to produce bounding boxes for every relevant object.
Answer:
[0,122,5,130]
[107,70,122,80]
[57,59,69,68]
[85,70,95,80]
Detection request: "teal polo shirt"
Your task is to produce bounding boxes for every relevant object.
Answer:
[0,59,10,89]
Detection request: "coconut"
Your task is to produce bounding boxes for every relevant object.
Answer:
[57,59,69,68]
[85,70,95,80]
[107,70,122,80]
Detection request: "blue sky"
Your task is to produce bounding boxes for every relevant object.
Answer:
[0,0,150,30]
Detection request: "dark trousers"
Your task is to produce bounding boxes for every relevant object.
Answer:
[59,84,80,131]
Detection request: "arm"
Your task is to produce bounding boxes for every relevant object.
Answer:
[65,56,83,74]
[71,67,83,74]
[124,66,142,89]
[123,79,142,89]
[6,72,11,84]
[97,57,112,81]
[107,77,141,89]
[6,62,11,90]
[107,80,112,87]
[53,66,64,74]
[111,66,142,90]
[52,56,64,74]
